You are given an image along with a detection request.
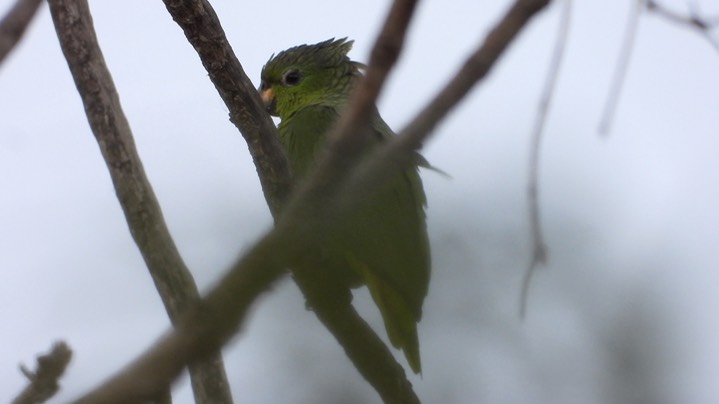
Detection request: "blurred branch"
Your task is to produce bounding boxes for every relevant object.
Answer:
[645,0,719,51]
[12,341,72,404]
[600,0,719,135]
[521,0,571,318]
[598,0,642,136]
[47,0,232,403]
[339,0,552,210]
[0,0,43,64]
[72,0,550,402]
[318,0,419,171]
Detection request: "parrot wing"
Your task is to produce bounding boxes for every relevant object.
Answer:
[280,104,430,374]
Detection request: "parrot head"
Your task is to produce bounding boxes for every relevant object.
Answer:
[259,38,362,120]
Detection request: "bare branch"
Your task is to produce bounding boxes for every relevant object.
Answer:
[47,0,232,402]
[646,0,719,52]
[0,0,43,64]
[598,0,642,136]
[12,341,72,404]
[600,0,719,135]
[332,0,419,140]
[291,262,421,404]
[338,0,552,210]
[161,0,292,216]
[520,0,571,318]
[647,0,719,29]
[73,0,550,402]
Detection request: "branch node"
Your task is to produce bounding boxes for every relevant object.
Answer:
[12,341,73,404]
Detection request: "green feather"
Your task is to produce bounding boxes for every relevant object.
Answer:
[261,38,430,374]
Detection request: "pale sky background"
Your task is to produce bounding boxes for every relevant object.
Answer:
[1,1,718,403]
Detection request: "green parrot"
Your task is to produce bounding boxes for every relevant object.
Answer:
[259,38,430,374]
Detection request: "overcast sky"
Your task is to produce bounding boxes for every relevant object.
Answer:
[1,1,718,403]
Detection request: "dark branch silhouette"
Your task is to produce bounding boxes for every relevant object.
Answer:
[12,342,72,404]
[0,0,43,63]
[47,0,232,403]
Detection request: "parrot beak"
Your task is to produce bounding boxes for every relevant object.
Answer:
[259,85,278,116]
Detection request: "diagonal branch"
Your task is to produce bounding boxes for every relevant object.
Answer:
[73,0,551,402]
[47,0,232,403]
[338,0,552,210]
[643,0,719,52]
[161,0,292,216]
[0,0,43,64]
[646,0,719,52]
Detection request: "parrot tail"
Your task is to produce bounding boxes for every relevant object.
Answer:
[358,263,423,374]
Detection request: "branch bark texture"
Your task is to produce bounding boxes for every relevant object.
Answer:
[162,0,292,216]
[47,0,232,402]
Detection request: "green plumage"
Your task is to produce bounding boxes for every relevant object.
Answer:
[260,38,430,374]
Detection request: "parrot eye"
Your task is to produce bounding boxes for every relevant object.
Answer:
[282,69,302,86]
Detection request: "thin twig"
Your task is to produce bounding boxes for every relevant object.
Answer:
[600,0,719,134]
[47,0,232,402]
[520,0,571,318]
[648,0,717,29]
[600,0,719,135]
[598,0,642,136]
[646,0,719,52]
[72,0,551,401]
[0,0,43,64]
[12,342,72,404]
